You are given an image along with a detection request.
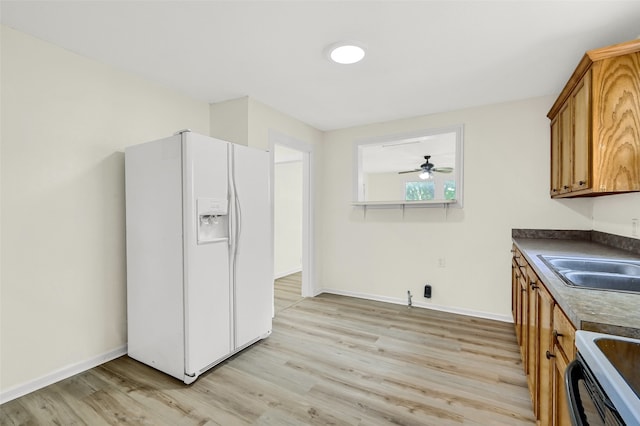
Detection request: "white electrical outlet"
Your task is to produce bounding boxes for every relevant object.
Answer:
[633,218,639,237]
[438,258,446,268]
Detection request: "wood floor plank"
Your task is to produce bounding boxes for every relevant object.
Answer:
[0,273,535,425]
[274,272,304,313]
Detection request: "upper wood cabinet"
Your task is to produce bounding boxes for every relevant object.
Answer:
[548,39,640,198]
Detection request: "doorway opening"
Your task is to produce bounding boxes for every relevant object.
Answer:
[269,131,314,312]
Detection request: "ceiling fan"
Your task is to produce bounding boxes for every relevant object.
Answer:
[398,155,453,180]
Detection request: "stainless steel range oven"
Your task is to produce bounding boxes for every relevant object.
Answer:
[565,331,640,426]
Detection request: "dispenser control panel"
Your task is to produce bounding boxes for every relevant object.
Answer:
[196,197,229,244]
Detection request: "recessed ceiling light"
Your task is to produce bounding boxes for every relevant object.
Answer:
[326,42,366,65]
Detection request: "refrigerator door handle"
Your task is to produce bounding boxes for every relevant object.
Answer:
[227,197,233,249]
[230,144,242,257]
[234,189,242,254]
[228,146,235,251]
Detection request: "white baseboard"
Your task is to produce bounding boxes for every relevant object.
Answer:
[0,345,127,404]
[274,268,303,280]
[318,288,513,323]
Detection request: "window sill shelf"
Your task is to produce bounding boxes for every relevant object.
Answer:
[352,200,456,208]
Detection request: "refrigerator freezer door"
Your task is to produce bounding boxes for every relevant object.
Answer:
[125,135,186,380]
[183,133,232,376]
[231,144,274,349]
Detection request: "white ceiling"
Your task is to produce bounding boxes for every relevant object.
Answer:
[2,1,640,131]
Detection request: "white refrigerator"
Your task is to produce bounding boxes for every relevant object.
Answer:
[125,130,273,384]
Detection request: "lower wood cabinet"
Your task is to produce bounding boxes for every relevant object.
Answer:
[511,245,577,426]
[536,278,554,426]
[550,305,576,426]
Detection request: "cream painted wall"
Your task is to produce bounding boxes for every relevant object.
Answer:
[211,96,324,151]
[210,96,323,151]
[247,98,323,151]
[592,192,640,239]
[274,161,303,277]
[319,96,594,318]
[209,97,249,146]
[0,26,210,393]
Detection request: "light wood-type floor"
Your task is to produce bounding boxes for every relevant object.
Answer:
[1,273,535,425]
[274,272,304,314]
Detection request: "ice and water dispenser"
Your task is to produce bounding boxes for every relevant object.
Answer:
[197,198,229,244]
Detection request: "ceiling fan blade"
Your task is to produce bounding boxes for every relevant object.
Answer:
[433,167,454,173]
[398,169,421,174]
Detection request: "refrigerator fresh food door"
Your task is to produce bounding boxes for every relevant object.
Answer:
[231,144,274,349]
[183,133,232,377]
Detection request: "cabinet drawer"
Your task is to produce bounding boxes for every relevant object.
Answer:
[512,246,526,267]
[553,305,576,360]
[526,265,539,286]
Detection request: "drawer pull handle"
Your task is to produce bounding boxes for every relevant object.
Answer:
[546,350,556,360]
[530,281,538,289]
[563,185,569,190]
[578,180,586,186]
[553,330,563,339]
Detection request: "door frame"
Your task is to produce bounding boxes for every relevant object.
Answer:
[268,130,315,297]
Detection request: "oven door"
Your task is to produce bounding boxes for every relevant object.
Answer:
[565,357,625,426]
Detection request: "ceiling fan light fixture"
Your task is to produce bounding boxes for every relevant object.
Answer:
[326,42,366,64]
[419,171,432,180]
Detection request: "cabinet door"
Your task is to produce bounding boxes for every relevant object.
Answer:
[592,54,640,193]
[512,257,519,323]
[537,284,554,426]
[519,270,529,370]
[527,267,539,410]
[552,350,570,426]
[552,305,576,426]
[513,258,523,344]
[550,117,562,196]
[571,70,591,191]
[558,102,573,194]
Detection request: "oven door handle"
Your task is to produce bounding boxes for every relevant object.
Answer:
[565,359,587,426]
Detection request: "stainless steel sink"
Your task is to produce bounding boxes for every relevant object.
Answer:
[540,255,640,293]
[564,271,640,292]
[545,257,640,276]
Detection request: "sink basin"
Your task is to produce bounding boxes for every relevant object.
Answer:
[545,257,640,276]
[540,255,640,294]
[563,271,640,292]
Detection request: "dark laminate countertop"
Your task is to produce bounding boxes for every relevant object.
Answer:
[512,237,640,339]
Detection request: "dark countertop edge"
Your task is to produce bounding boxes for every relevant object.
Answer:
[512,234,640,340]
